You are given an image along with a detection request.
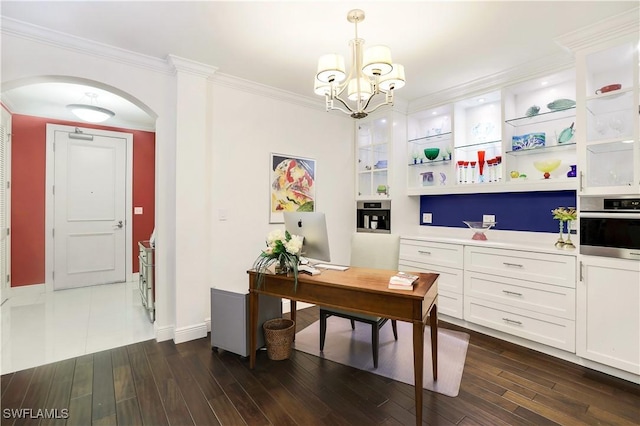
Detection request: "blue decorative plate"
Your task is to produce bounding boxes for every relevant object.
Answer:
[512,132,545,151]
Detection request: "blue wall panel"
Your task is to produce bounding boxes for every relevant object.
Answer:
[419,190,576,233]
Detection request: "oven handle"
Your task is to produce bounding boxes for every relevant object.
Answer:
[580,212,640,220]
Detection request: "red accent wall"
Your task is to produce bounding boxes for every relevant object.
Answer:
[11,114,155,286]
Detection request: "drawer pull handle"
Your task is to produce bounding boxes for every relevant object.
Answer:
[502,290,523,296]
[418,250,432,255]
[503,262,523,268]
[502,318,523,325]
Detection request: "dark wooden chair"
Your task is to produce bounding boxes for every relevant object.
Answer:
[319,233,400,368]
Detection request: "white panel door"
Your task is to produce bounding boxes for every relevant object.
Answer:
[54,130,126,289]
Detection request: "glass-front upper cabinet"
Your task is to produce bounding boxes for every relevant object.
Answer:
[453,91,502,186]
[406,105,453,190]
[577,37,639,195]
[503,69,578,187]
[357,114,390,199]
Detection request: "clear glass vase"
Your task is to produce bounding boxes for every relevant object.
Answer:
[275,257,290,275]
[555,220,565,248]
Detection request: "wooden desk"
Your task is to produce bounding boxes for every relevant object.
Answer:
[248,267,438,426]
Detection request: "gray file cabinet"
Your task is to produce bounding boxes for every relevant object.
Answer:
[210,288,282,357]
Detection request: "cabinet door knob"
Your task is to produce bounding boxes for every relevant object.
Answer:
[502,290,523,296]
[418,250,431,255]
[503,262,523,268]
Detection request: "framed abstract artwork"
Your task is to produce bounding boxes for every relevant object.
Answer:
[269,153,316,223]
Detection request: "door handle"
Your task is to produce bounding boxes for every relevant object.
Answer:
[115,220,123,229]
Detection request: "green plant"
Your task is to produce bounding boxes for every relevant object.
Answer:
[253,229,303,290]
[551,207,577,222]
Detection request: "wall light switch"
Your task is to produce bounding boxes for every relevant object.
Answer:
[134,207,143,215]
[422,213,433,224]
[483,214,496,223]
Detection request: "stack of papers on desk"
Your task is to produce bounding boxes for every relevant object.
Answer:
[388,272,419,290]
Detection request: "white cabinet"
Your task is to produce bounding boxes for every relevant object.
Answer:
[576,36,640,195]
[399,238,464,319]
[576,256,640,375]
[503,68,578,188]
[406,80,582,195]
[406,105,453,190]
[453,91,503,186]
[356,113,391,199]
[464,245,576,351]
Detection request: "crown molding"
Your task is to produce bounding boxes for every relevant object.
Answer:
[554,6,640,53]
[408,51,574,113]
[167,55,218,78]
[1,17,173,75]
[211,72,333,115]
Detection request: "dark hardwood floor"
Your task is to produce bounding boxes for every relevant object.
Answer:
[2,306,639,425]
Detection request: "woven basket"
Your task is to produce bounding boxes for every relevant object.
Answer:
[263,318,295,360]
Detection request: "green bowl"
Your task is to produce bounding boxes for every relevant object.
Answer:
[423,147,440,161]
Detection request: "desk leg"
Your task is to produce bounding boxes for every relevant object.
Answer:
[249,290,259,369]
[430,304,438,381]
[413,321,425,425]
[290,300,297,341]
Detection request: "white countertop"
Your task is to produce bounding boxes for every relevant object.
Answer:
[400,226,579,257]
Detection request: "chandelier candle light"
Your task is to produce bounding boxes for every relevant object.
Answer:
[314,9,405,119]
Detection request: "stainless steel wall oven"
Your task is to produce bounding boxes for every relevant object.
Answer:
[580,196,640,260]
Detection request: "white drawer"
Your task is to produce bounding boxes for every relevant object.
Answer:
[464,297,575,352]
[400,259,463,294]
[436,291,463,320]
[400,239,463,269]
[465,271,575,320]
[464,246,576,288]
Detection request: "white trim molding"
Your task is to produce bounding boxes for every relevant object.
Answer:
[554,6,640,53]
[174,323,208,344]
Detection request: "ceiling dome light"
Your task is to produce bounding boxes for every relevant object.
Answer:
[66,93,115,123]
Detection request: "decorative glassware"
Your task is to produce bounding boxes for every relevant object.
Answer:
[555,220,565,248]
[457,160,464,184]
[564,221,576,249]
[470,161,477,183]
[463,161,469,183]
[463,221,497,241]
[477,150,486,182]
[495,155,502,181]
[534,159,562,179]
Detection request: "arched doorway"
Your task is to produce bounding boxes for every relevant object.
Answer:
[1,76,159,373]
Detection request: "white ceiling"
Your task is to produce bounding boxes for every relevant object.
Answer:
[1,1,638,129]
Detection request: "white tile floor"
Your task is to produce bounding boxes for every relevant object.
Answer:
[1,280,155,374]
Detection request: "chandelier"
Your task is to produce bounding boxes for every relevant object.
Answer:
[66,92,115,123]
[314,9,405,119]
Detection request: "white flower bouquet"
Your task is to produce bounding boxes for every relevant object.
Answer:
[253,229,303,290]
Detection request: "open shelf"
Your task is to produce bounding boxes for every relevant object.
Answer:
[505,107,576,127]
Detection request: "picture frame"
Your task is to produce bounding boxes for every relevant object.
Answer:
[269,153,316,223]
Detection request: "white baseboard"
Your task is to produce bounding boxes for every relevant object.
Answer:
[154,322,174,342]
[174,323,208,344]
[205,317,211,333]
[8,283,45,299]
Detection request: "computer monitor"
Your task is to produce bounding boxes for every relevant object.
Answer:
[283,211,331,263]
